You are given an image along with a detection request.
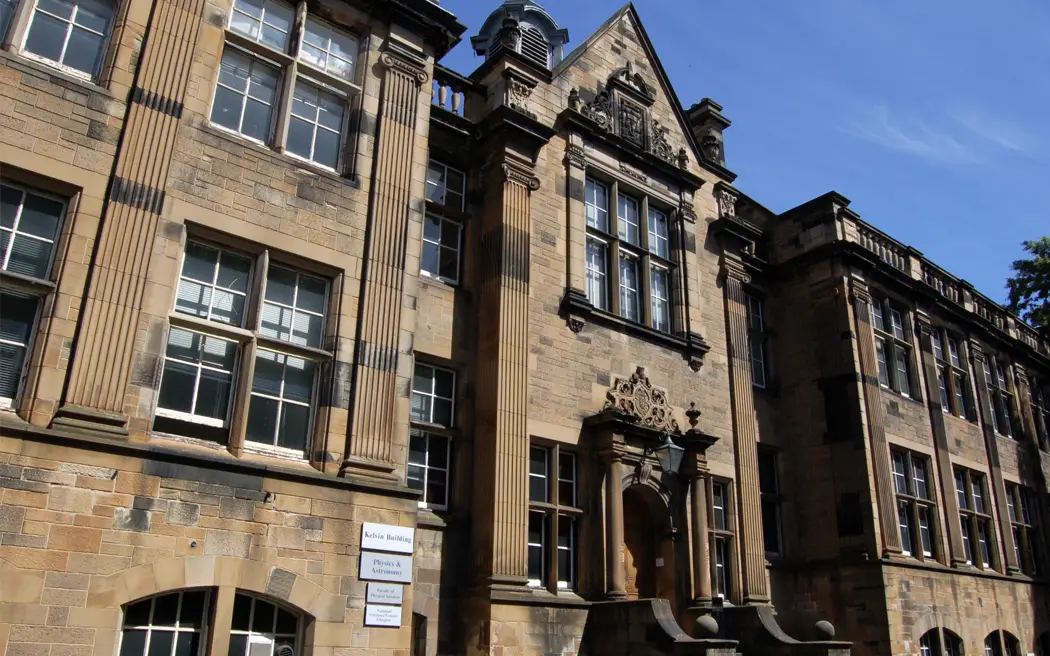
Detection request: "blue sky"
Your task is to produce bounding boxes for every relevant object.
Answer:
[437,0,1050,305]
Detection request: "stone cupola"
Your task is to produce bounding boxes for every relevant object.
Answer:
[470,0,570,70]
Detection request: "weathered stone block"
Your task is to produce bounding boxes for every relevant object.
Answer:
[112,507,151,532]
[219,497,255,521]
[204,529,251,557]
[166,502,201,526]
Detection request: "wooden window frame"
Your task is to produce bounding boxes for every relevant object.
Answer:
[708,478,735,600]
[209,0,365,176]
[527,442,582,593]
[1007,483,1042,576]
[583,175,677,334]
[744,291,769,389]
[871,296,917,399]
[932,329,974,420]
[157,237,336,461]
[983,355,1018,438]
[0,179,70,411]
[890,449,938,561]
[955,468,996,570]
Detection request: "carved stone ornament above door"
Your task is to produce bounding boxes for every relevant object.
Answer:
[603,366,681,432]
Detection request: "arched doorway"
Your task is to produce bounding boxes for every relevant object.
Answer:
[623,487,657,599]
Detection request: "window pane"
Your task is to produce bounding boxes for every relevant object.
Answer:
[0,0,13,37]
[955,471,968,510]
[146,630,174,656]
[278,401,310,451]
[174,632,200,656]
[585,179,608,231]
[558,453,575,507]
[891,452,907,495]
[246,395,279,444]
[232,593,252,631]
[18,192,63,241]
[252,599,275,632]
[897,500,913,554]
[24,13,67,64]
[619,255,639,322]
[875,338,890,388]
[893,345,910,396]
[63,26,105,75]
[529,446,548,503]
[196,367,234,421]
[617,194,639,245]
[157,361,196,414]
[761,498,780,553]
[180,591,207,629]
[119,629,148,656]
[211,86,245,131]
[527,511,544,581]
[917,506,932,556]
[585,238,607,310]
[124,600,151,627]
[648,208,668,258]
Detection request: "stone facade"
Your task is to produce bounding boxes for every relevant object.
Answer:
[0,0,1048,655]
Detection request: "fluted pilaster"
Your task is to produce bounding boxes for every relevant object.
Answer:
[344,45,429,474]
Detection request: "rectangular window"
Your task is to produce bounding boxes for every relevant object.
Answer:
[408,431,450,510]
[985,357,1016,437]
[0,181,67,408]
[871,297,913,397]
[1031,377,1050,452]
[650,265,671,333]
[758,450,781,555]
[1007,484,1041,575]
[527,443,580,590]
[709,480,734,599]
[245,350,316,452]
[410,363,455,427]
[585,237,608,311]
[213,2,360,170]
[175,241,252,326]
[583,177,676,333]
[745,293,768,388]
[585,179,609,232]
[22,0,115,78]
[648,208,669,259]
[425,160,465,211]
[420,214,462,285]
[155,328,238,428]
[618,254,640,322]
[933,329,971,419]
[891,449,937,560]
[211,47,281,144]
[956,468,995,570]
[0,0,15,40]
[156,240,331,456]
[617,194,640,246]
[286,80,345,169]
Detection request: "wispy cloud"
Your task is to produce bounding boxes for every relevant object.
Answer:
[841,105,981,164]
[841,104,1041,166]
[950,107,1038,155]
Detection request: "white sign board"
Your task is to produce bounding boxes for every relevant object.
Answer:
[366,582,404,605]
[365,604,402,627]
[360,551,413,583]
[362,522,415,554]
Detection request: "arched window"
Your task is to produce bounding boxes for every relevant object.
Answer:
[944,629,965,656]
[119,590,211,656]
[922,628,965,656]
[229,592,301,656]
[986,631,1023,656]
[1038,632,1050,656]
[920,629,941,656]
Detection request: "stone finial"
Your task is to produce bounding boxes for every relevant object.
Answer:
[695,614,719,636]
[815,620,836,639]
[686,402,701,429]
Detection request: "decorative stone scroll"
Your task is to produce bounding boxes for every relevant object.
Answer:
[505,72,536,119]
[717,187,738,219]
[603,366,681,432]
[502,161,541,191]
[380,47,429,86]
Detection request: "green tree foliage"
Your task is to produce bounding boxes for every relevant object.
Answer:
[1007,237,1050,332]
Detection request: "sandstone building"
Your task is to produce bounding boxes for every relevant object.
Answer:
[0,0,1047,653]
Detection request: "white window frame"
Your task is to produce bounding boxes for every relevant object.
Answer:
[709,480,733,599]
[585,235,609,311]
[0,181,67,410]
[745,292,768,389]
[19,0,115,80]
[245,348,318,456]
[425,160,465,210]
[154,328,239,428]
[211,0,362,173]
[527,442,580,591]
[210,45,282,146]
[260,264,328,349]
[408,430,450,511]
[410,362,456,428]
[420,213,462,285]
[284,75,348,172]
[174,240,253,327]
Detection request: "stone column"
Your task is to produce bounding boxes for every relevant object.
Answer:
[914,312,968,566]
[849,279,903,555]
[471,157,539,588]
[970,342,1020,573]
[720,253,768,603]
[690,473,712,603]
[603,449,627,599]
[56,0,210,434]
[343,44,430,476]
